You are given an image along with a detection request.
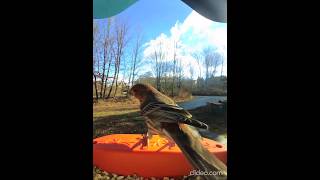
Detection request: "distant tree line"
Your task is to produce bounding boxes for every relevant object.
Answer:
[93,19,227,100]
[136,72,227,96]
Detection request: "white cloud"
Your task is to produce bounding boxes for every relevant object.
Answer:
[142,10,227,78]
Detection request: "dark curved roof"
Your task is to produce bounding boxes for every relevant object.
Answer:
[93,0,227,23]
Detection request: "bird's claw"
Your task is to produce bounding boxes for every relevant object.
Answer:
[141,134,149,148]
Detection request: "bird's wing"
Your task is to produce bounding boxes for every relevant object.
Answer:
[162,123,227,179]
[141,102,209,129]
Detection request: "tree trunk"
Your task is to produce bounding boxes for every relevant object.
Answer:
[127,65,133,97]
[93,74,99,100]
[100,42,109,98]
[171,77,175,97]
[178,76,182,89]
[103,57,112,99]
[106,63,117,99]
[172,62,176,97]
[128,66,132,87]
[113,60,120,98]
[131,57,137,86]
[164,75,167,94]
[102,18,112,99]
[156,74,161,91]
[212,60,218,78]
[100,66,106,98]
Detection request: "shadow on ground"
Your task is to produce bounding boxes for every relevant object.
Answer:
[189,106,227,135]
[93,111,147,139]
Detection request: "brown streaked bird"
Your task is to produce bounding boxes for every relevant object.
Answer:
[129,83,227,180]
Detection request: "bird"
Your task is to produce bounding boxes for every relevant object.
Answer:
[129,83,227,180]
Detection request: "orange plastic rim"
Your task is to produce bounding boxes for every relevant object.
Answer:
[93,134,227,178]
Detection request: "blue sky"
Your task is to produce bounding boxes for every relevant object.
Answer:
[94,0,227,78]
[94,0,192,45]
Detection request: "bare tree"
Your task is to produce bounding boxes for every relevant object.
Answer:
[93,22,100,100]
[201,46,225,89]
[129,30,143,87]
[102,44,114,98]
[128,64,133,87]
[189,63,195,90]
[176,58,183,89]
[171,41,178,96]
[220,46,226,78]
[113,21,129,98]
[202,47,222,86]
[99,18,112,98]
[192,51,203,89]
[210,51,222,78]
[106,52,117,98]
[150,41,166,91]
[202,47,212,85]
[162,61,171,94]
[93,73,99,100]
[137,71,154,85]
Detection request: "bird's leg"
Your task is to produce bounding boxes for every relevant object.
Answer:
[141,134,148,147]
[141,132,151,148]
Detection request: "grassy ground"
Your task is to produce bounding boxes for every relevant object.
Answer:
[93,96,195,138]
[93,97,143,138]
[93,97,226,180]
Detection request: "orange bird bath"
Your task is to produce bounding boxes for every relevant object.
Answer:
[93,134,227,178]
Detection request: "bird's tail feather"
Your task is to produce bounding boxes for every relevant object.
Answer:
[162,123,227,180]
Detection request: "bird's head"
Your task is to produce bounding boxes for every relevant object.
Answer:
[129,83,154,103]
[130,83,176,107]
